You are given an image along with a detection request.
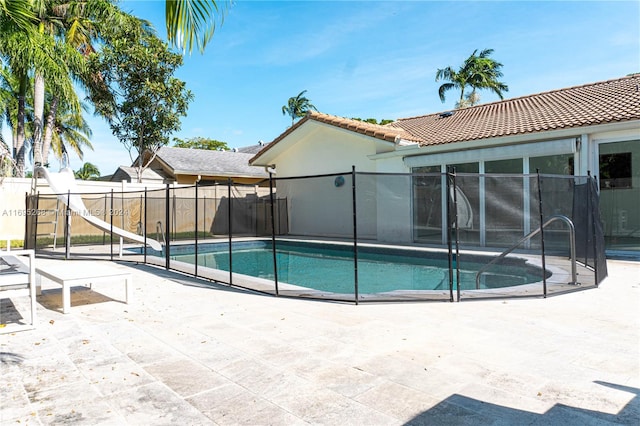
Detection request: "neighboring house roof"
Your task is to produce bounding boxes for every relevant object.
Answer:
[390,74,640,146]
[250,74,640,164]
[236,142,269,154]
[151,146,267,179]
[109,166,168,183]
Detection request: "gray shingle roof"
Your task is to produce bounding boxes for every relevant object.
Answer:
[236,143,269,154]
[110,166,167,182]
[155,146,267,178]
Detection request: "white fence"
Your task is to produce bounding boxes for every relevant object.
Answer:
[0,177,267,243]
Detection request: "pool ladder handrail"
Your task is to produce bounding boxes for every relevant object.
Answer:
[156,221,166,246]
[475,214,578,289]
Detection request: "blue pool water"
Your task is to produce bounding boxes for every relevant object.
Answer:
[163,240,543,294]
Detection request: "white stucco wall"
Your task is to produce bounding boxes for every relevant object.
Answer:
[270,123,386,239]
[270,123,385,176]
[373,156,413,243]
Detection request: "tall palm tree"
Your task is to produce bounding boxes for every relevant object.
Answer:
[0,0,80,176]
[165,0,230,54]
[0,0,36,177]
[30,0,102,168]
[39,0,121,167]
[1,0,225,175]
[435,49,508,108]
[0,66,34,160]
[282,90,317,126]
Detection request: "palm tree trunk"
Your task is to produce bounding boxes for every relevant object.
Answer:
[15,74,27,178]
[32,73,45,167]
[42,95,59,167]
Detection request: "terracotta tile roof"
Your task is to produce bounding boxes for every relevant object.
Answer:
[249,112,421,164]
[389,74,640,146]
[251,75,640,164]
[306,112,422,143]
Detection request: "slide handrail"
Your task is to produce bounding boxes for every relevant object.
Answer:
[475,215,577,289]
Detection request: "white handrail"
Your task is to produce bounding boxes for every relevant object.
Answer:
[475,215,577,289]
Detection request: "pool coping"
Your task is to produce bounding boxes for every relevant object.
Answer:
[138,237,594,302]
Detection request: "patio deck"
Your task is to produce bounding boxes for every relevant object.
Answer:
[1,259,638,425]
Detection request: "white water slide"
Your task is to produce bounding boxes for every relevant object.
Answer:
[35,167,162,251]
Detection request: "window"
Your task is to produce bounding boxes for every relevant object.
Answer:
[599,152,632,189]
[529,154,574,175]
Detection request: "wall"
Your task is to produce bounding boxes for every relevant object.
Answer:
[0,177,269,243]
[271,123,384,239]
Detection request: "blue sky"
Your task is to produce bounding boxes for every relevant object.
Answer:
[65,0,639,176]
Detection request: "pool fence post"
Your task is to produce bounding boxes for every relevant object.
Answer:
[65,190,71,260]
[103,194,107,245]
[165,184,170,270]
[144,188,147,264]
[352,165,359,304]
[536,170,547,297]
[109,189,114,261]
[172,190,176,241]
[24,192,32,250]
[446,168,454,302]
[588,171,599,286]
[120,180,125,231]
[228,178,233,286]
[452,168,461,302]
[268,170,279,296]
[583,173,590,266]
[195,181,199,278]
[31,192,39,250]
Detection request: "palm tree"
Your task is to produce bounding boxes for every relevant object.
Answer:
[74,161,99,180]
[0,133,17,178]
[1,0,224,175]
[165,0,230,54]
[282,90,317,126]
[48,99,93,167]
[30,0,109,168]
[0,1,35,177]
[435,49,508,108]
[0,0,34,33]
[39,0,125,167]
[0,66,35,166]
[0,0,82,176]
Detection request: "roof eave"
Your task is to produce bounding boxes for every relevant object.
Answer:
[369,120,640,160]
[172,170,267,178]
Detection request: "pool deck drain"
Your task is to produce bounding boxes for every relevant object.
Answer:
[1,259,638,425]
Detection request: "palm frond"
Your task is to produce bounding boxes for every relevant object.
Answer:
[166,0,229,54]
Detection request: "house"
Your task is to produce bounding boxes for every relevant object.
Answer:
[127,145,269,185]
[250,74,640,256]
[107,166,169,183]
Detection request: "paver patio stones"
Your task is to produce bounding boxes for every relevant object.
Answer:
[0,259,638,425]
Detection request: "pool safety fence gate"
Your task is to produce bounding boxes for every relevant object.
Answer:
[26,169,607,303]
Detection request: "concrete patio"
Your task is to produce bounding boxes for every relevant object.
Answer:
[1,259,638,425]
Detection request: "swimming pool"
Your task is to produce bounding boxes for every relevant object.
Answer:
[162,240,545,294]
